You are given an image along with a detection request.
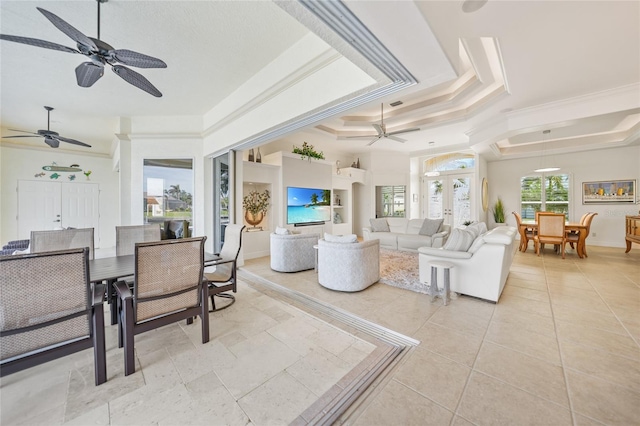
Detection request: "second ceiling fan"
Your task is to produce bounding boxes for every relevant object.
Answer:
[0,0,167,97]
[348,103,420,146]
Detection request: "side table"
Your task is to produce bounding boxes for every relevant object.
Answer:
[429,261,454,306]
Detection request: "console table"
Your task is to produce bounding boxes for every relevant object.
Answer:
[625,215,640,253]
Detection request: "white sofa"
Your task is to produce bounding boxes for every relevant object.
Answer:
[317,238,380,292]
[418,225,518,303]
[362,218,450,251]
[270,232,320,272]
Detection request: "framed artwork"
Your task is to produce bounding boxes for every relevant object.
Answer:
[582,179,636,204]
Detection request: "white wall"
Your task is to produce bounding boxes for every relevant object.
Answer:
[0,146,119,248]
[487,145,640,248]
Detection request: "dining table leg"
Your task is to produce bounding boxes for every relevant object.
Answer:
[576,229,587,258]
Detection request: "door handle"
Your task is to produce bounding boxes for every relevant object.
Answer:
[54,219,61,222]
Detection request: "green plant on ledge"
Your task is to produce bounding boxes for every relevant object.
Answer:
[292,142,324,161]
[492,197,506,224]
[243,189,270,217]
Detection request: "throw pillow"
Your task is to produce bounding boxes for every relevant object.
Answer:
[419,218,444,236]
[275,226,290,235]
[442,228,476,252]
[324,233,358,243]
[370,218,390,232]
[467,221,487,236]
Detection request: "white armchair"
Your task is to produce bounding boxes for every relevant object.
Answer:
[270,233,320,272]
[317,239,380,292]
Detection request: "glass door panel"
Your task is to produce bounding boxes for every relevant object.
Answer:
[423,173,472,227]
[213,152,230,253]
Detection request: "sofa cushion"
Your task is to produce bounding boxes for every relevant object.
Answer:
[419,218,444,236]
[442,228,475,252]
[406,219,424,235]
[275,226,290,235]
[324,233,358,243]
[370,218,390,232]
[397,234,433,251]
[467,222,487,236]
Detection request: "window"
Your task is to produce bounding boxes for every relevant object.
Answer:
[424,152,475,175]
[143,159,194,226]
[520,174,570,220]
[377,186,405,217]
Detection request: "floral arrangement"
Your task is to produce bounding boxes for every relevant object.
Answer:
[243,189,270,216]
[292,142,324,161]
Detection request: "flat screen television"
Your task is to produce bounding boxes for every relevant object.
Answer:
[287,186,331,225]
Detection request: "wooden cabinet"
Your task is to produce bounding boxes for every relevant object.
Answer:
[625,215,640,253]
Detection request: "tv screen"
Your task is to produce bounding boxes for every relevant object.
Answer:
[287,186,331,225]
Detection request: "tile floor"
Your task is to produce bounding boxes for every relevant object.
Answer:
[1,245,639,425]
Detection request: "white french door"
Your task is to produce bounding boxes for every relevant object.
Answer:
[422,173,472,228]
[18,180,100,244]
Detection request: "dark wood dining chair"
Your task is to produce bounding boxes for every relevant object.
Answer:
[534,213,568,258]
[204,224,246,312]
[0,248,106,385]
[114,237,209,376]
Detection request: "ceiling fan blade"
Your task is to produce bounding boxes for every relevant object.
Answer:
[75,62,104,87]
[386,135,407,143]
[55,135,91,148]
[367,135,383,146]
[387,127,421,136]
[44,137,60,148]
[372,123,383,135]
[346,134,378,139]
[112,49,167,69]
[112,65,162,97]
[8,129,40,135]
[0,34,79,53]
[37,7,97,50]
[2,135,43,139]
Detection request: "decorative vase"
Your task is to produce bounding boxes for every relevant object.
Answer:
[356,158,360,169]
[245,210,264,227]
[256,148,262,163]
[248,149,255,162]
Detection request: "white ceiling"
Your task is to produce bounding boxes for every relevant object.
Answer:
[1,0,639,160]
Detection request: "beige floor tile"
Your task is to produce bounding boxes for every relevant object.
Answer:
[393,345,472,410]
[551,303,629,336]
[561,340,640,392]
[502,284,550,302]
[457,372,572,425]
[555,321,640,360]
[413,322,483,367]
[505,276,548,291]
[286,346,352,396]
[62,404,109,426]
[485,320,562,365]
[238,371,318,426]
[566,369,640,425]
[491,304,556,337]
[184,371,251,424]
[427,304,492,337]
[495,293,553,317]
[475,341,569,407]
[353,379,454,426]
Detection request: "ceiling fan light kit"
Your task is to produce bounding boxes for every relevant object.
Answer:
[0,1,166,97]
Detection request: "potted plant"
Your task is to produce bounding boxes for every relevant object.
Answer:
[492,197,506,225]
[243,189,270,230]
[292,142,324,161]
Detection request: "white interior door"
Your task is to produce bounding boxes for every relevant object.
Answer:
[61,183,100,245]
[423,173,472,228]
[17,181,100,245]
[17,180,62,239]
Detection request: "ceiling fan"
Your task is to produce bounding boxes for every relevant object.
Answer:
[347,103,421,146]
[0,0,166,97]
[2,106,91,149]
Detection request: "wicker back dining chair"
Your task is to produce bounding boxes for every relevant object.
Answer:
[0,248,106,385]
[204,224,246,312]
[115,224,162,256]
[114,237,209,376]
[30,228,95,260]
[534,213,568,258]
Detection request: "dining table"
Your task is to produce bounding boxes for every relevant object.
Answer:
[518,222,588,258]
[89,252,221,325]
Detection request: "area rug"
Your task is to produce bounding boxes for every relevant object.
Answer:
[379,249,429,294]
